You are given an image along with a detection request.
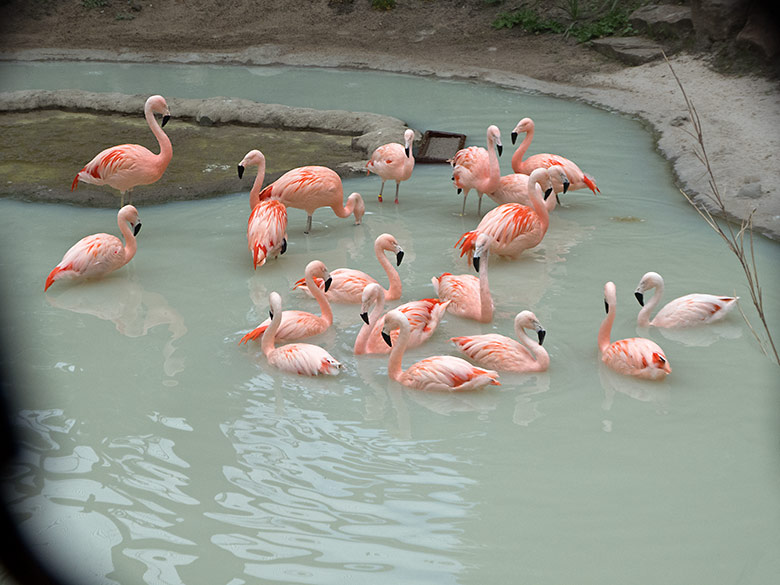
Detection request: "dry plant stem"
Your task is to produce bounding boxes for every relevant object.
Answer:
[665,55,779,365]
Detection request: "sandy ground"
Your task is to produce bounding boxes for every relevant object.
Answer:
[1,0,778,239]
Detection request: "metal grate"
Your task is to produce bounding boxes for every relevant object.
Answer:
[415,130,467,164]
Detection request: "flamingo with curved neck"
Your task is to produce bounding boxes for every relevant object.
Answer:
[381,310,500,391]
[432,232,494,322]
[450,124,502,215]
[45,205,142,291]
[450,310,550,373]
[598,281,671,381]
[488,165,570,210]
[367,128,416,203]
[72,95,172,206]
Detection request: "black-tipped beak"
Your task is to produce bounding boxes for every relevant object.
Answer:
[537,329,546,346]
[457,187,462,195]
[324,277,333,293]
[497,144,503,157]
[280,238,287,255]
[382,331,392,347]
[134,222,142,236]
[162,114,170,127]
[635,291,645,307]
[562,179,570,194]
[405,146,410,158]
[361,312,370,325]
[396,250,404,266]
[544,187,553,200]
[511,131,518,145]
[237,164,245,179]
[604,299,609,314]
[269,310,274,319]
[473,255,481,273]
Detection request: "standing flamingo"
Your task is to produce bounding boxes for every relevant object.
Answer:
[257,165,364,234]
[366,128,416,204]
[381,310,500,391]
[488,165,569,210]
[238,150,288,268]
[294,233,405,303]
[354,282,450,355]
[240,260,333,344]
[432,232,494,322]
[44,205,142,291]
[259,292,342,376]
[450,124,502,216]
[510,117,599,195]
[598,281,671,381]
[71,95,172,206]
[634,271,738,328]
[450,310,549,373]
[455,167,563,260]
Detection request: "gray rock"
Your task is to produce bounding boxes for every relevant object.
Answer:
[590,37,666,66]
[629,4,694,41]
[689,0,751,44]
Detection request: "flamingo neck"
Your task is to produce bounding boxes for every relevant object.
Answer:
[516,326,550,369]
[307,271,333,327]
[478,254,493,323]
[638,281,663,327]
[527,174,550,232]
[146,105,172,171]
[377,245,401,301]
[249,162,267,210]
[598,299,615,355]
[260,307,280,357]
[486,135,501,191]
[511,126,533,172]
[386,317,411,382]
[354,293,384,354]
[118,215,138,265]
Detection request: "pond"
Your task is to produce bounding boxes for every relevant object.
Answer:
[1,61,779,585]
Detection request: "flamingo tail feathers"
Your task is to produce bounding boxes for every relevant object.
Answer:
[71,174,80,192]
[44,265,68,291]
[455,231,479,258]
[583,174,600,194]
[239,325,268,345]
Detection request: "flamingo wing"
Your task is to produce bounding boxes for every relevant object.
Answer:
[240,310,326,345]
[367,143,406,180]
[247,200,288,268]
[401,355,500,391]
[654,294,738,327]
[451,334,540,372]
[268,343,341,376]
[602,338,670,380]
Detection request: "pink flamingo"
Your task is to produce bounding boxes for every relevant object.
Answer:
[432,232,493,322]
[488,165,569,210]
[354,282,450,355]
[240,260,333,344]
[599,281,671,381]
[634,271,738,328]
[293,233,405,303]
[450,124,502,216]
[44,205,141,291]
[510,117,599,195]
[366,128,415,204]
[381,310,501,391]
[71,95,172,206]
[450,310,549,373]
[455,167,561,260]
[238,150,288,268]
[260,291,342,376]
[257,165,364,234]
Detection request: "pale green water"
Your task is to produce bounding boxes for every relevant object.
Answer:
[0,62,779,585]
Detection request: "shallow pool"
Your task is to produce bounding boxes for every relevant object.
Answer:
[1,61,779,585]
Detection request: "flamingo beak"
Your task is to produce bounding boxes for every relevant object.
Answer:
[396,250,405,266]
[473,255,481,273]
[280,238,287,255]
[562,178,570,194]
[544,188,553,200]
[133,222,142,236]
[324,277,333,293]
[269,310,274,319]
[511,131,518,145]
[635,291,645,307]
[537,329,546,346]
[405,146,410,157]
[360,312,370,325]
[237,164,245,179]
[604,299,609,314]
[496,144,503,157]
[382,331,393,347]
[162,114,170,127]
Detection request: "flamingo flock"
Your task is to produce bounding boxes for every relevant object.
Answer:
[44,94,743,387]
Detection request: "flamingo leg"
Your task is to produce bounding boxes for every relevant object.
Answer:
[477,193,483,215]
[378,180,385,203]
[304,214,313,235]
[460,192,467,216]
[394,182,400,205]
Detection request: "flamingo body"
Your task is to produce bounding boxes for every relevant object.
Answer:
[72,95,172,206]
[432,232,493,322]
[45,205,142,291]
[367,128,415,203]
[450,124,502,215]
[488,167,563,211]
[382,310,500,391]
[634,271,738,328]
[247,200,288,269]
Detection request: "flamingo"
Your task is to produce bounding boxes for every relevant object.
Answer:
[366,128,415,204]
[260,291,342,376]
[450,310,549,373]
[238,150,288,268]
[240,260,333,344]
[354,282,450,355]
[488,165,570,210]
[432,232,494,322]
[455,167,563,260]
[71,95,172,206]
[598,281,671,381]
[293,233,405,303]
[381,310,501,391]
[634,271,739,328]
[450,124,502,216]
[257,165,364,234]
[44,205,142,291]
[510,117,599,195]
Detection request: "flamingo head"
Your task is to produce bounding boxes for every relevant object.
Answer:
[510,118,533,144]
[487,125,502,156]
[237,150,266,179]
[403,128,415,157]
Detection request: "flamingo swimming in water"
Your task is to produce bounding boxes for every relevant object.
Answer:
[510,117,599,195]
[366,128,416,204]
[240,260,333,344]
[260,291,342,376]
[381,310,501,391]
[450,124,502,216]
[238,150,288,268]
[71,95,172,207]
[634,271,739,328]
[488,165,569,211]
[598,281,671,381]
[432,232,494,323]
[257,165,364,234]
[44,205,142,291]
[354,282,450,355]
[455,167,563,260]
[450,310,549,373]
[294,233,405,303]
